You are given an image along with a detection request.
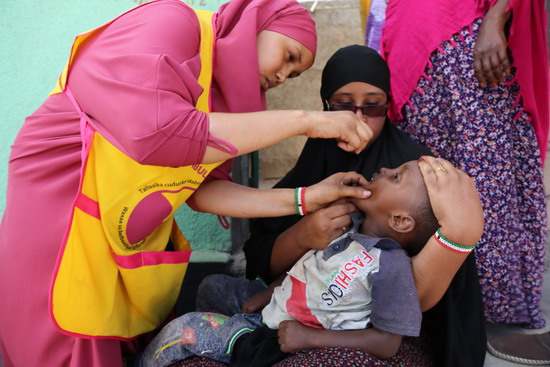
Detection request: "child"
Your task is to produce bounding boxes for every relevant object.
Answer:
[139,160,439,366]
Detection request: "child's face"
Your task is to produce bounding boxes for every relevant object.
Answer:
[351,161,427,238]
[256,30,314,92]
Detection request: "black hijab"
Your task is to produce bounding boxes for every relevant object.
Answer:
[242,45,486,367]
[262,44,431,188]
[320,44,390,110]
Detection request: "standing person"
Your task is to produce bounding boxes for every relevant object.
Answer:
[381,0,549,333]
[243,45,486,366]
[0,1,374,366]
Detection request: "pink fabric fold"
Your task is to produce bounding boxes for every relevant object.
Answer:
[112,250,191,269]
[0,1,317,366]
[381,0,549,162]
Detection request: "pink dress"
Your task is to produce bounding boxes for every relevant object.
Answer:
[382,0,549,161]
[0,0,316,363]
[0,3,225,366]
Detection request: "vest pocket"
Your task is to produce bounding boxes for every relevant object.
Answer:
[51,209,192,339]
[111,249,191,332]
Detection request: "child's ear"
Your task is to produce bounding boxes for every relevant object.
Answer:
[388,214,415,233]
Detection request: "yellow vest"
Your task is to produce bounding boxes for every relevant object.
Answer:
[49,2,221,340]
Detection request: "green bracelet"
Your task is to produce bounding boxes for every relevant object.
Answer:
[434,228,476,254]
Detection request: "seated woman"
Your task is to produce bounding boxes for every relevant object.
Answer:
[173,45,486,367]
[240,45,487,367]
[141,159,455,366]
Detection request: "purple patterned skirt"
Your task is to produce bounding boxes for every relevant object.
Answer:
[396,19,547,328]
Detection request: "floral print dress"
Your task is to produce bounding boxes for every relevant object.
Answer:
[397,19,547,328]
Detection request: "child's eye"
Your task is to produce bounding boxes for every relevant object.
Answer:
[288,52,295,62]
[393,173,399,181]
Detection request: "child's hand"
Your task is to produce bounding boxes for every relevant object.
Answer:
[291,199,357,251]
[241,288,273,313]
[278,320,316,353]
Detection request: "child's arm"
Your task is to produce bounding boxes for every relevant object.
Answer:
[268,199,357,279]
[277,321,402,360]
[241,275,285,314]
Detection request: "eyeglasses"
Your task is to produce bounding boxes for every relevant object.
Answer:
[327,102,388,118]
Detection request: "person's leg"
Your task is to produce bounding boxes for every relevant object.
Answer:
[140,311,264,366]
[487,332,550,365]
[397,18,547,328]
[196,274,266,315]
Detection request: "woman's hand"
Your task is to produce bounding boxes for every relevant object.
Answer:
[306,171,369,213]
[418,156,484,247]
[473,0,511,87]
[304,111,374,154]
[412,156,484,310]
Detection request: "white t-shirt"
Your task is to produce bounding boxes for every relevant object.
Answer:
[262,216,422,336]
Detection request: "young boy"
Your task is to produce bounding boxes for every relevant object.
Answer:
[139,160,439,366]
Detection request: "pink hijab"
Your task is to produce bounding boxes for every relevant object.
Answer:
[382,0,549,162]
[212,0,317,113]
